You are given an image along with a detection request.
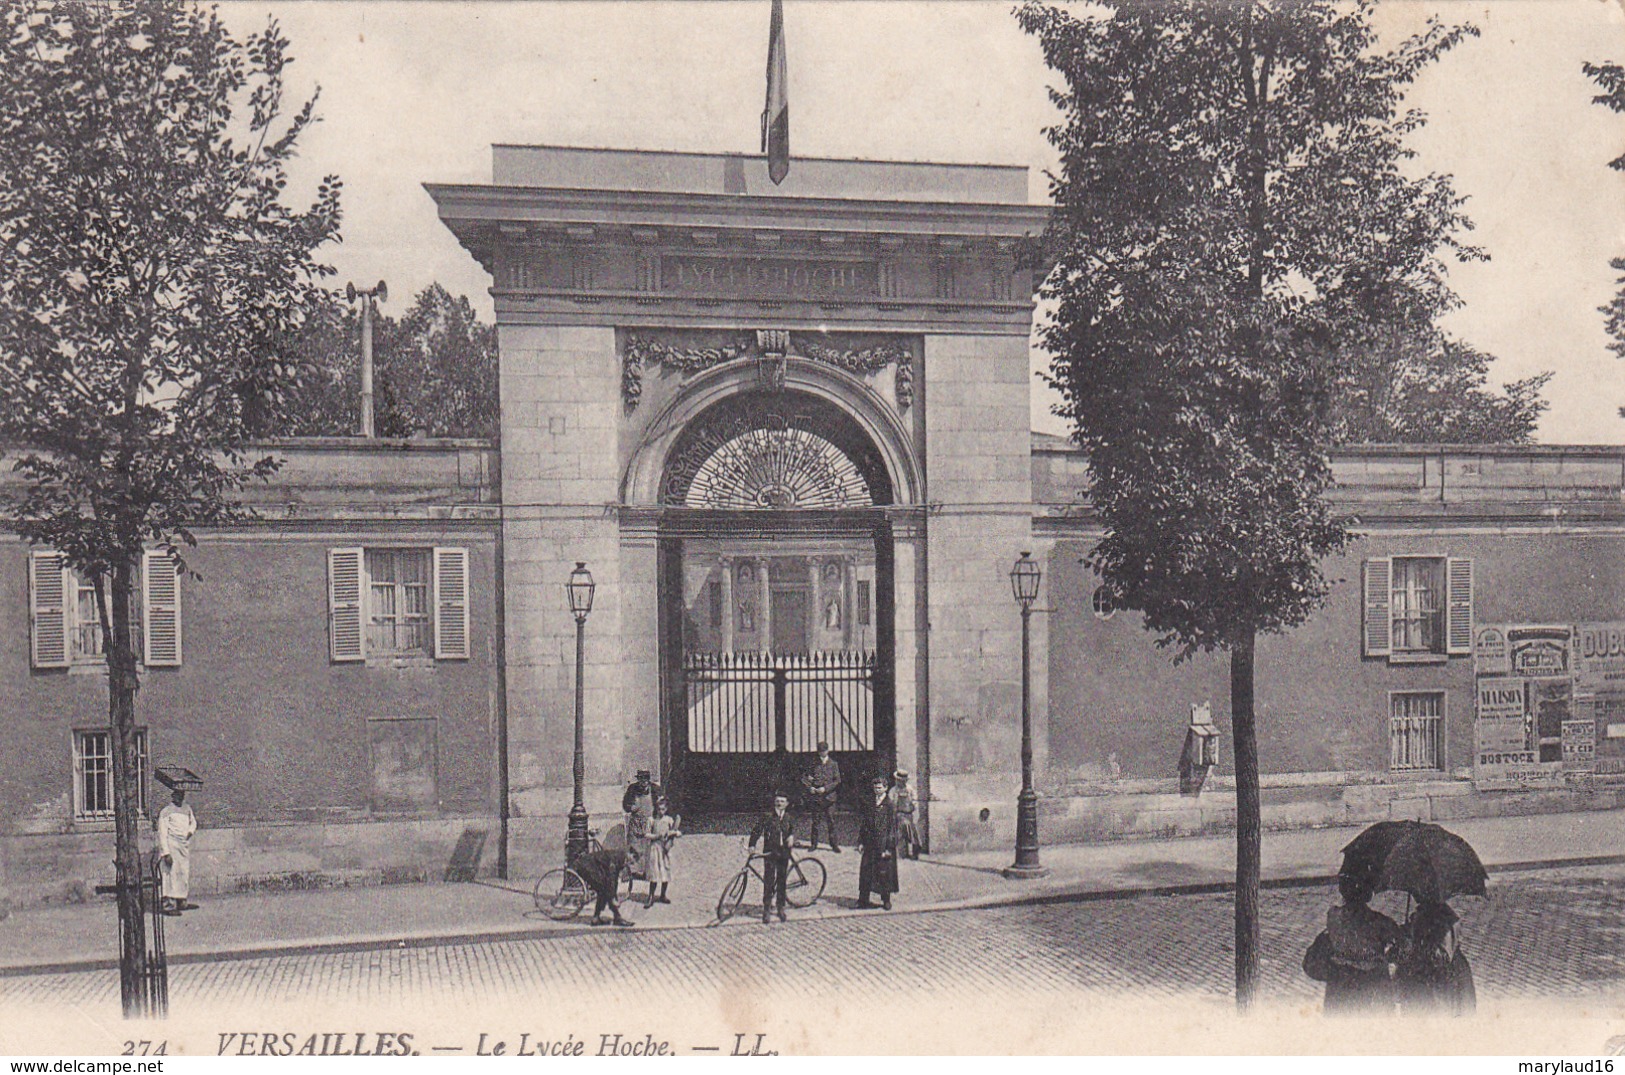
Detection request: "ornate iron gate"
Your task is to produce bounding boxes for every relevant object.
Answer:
[683,651,875,754]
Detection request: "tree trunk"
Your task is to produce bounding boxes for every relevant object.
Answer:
[105,562,148,1017]
[1231,629,1260,1011]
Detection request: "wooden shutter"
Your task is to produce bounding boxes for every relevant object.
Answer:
[1362,558,1392,658]
[29,551,70,668]
[141,551,182,666]
[328,547,365,662]
[1446,557,1474,656]
[433,547,470,660]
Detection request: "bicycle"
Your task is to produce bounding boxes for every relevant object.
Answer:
[532,830,633,921]
[715,843,827,922]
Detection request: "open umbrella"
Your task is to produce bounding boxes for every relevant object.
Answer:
[1339,820,1487,904]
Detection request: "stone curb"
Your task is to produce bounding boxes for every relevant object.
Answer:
[4,852,1619,980]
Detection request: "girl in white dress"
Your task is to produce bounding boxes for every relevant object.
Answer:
[644,798,681,906]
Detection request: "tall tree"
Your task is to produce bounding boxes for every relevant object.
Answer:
[375,284,499,440]
[1326,275,1549,443]
[1017,0,1479,1008]
[0,0,341,1015]
[1584,60,1625,419]
[280,283,498,440]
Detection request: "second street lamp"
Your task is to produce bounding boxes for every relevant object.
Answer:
[565,562,595,865]
[1003,551,1049,879]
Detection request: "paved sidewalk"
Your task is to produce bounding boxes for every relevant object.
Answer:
[3,808,1620,975]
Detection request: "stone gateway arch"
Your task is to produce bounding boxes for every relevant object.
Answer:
[430,146,1046,846]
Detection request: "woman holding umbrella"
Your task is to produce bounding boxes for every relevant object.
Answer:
[1322,873,1405,1014]
[1325,820,1486,1017]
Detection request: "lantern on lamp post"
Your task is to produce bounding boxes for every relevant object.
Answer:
[565,562,595,865]
[1003,551,1049,879]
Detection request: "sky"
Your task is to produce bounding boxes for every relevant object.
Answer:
[219,0,1625,444]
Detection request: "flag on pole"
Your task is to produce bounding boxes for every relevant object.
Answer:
[761,0,789,185]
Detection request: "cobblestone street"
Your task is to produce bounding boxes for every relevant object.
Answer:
[6,864,1625,1054]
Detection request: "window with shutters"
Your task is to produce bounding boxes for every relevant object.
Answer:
[366,549,433,656]
[73,728,149,821]
[1392,557,1444,655]
[31,551,180,670]
[330,546,470,663]
[1362,555,1472,662]
[1390,691,1445,772]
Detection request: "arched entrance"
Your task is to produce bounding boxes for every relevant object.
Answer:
[656,389,898,816]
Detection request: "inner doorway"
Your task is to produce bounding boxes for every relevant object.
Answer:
[655,389,897,817]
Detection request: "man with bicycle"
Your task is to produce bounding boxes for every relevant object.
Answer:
[748,791,796,924]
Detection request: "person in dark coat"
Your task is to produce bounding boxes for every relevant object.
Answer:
[749,792,796,924]
[1395,899,1476,1016]
[858,775,900,910]
[1323,874,1403,1014]
[800,742,842,852]
[573,845,634,928]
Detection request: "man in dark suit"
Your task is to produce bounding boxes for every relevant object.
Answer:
[748,791,796,924]
[800,741,842,852]
[858,775,900,910]
[574,845,635,928]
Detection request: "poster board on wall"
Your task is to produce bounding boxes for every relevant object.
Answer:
[1472,625,1569,789]
[1576,623,1625,781]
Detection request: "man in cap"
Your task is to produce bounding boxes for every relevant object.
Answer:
[748,790,796,924]
[800,742,842,852]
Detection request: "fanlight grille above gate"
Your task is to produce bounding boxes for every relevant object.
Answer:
[661,391,891,510]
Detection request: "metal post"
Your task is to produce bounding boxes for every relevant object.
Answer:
[1004,596,1048,878]
[567,615,589,865]
[359,295,375,438]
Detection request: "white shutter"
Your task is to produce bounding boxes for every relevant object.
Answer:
[1363,558,1392,658]
[328,547,365,662]
[1446,557,1474,656]
[29,551,70,668]
[141,551,182,666]
[433,547,470,660]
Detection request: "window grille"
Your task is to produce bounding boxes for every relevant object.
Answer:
[1390,692,1445,772]
[74,728,149,821]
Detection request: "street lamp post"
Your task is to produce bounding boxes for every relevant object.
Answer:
[346,280,388,437]
[1003,551,1049,880]
[565,562,596,865]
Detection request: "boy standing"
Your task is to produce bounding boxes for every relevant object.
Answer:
[748,792,796,924]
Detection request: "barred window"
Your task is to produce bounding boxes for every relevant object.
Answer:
[74,728,149,821]
[1390,692,1445,772]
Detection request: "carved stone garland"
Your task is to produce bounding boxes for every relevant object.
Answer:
[623,331,913,412]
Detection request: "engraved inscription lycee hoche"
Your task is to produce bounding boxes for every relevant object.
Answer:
[662,255,877,297]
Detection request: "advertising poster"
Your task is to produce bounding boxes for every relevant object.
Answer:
[1473,626,1570,789]
[1473,625,1512,676]
[1508,624,1575,677]
[1576,622,1625,780]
